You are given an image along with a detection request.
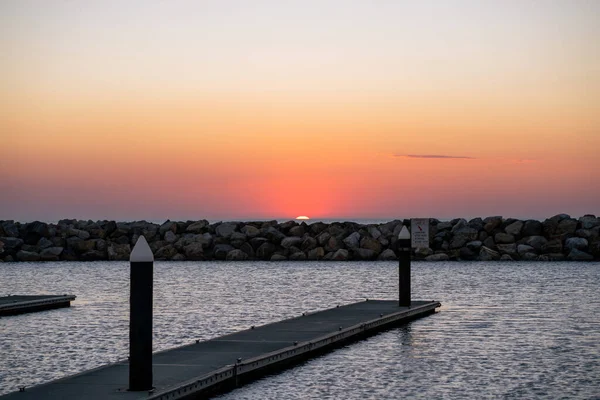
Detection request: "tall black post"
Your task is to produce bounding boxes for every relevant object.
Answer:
[129,235,154,391]
[397,226,411,307]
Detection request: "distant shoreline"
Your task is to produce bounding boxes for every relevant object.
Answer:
[1,215,598,262]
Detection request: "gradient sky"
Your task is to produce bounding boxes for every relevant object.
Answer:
[1,0,599,222]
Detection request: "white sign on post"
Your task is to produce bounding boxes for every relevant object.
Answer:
[411,218,430,248]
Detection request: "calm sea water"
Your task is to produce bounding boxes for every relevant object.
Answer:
[0,261,599,399]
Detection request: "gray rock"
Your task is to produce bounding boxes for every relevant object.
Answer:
[343,232,361,249]
[500,254,514,261]
[40,247,63,261]
[479,246,500,261]
[451,219,468,233]
[289,251,307,261]
[565,237,588,251]
[353,248,377,260]
[164,231,177,243]
[575,229,594,240]
[307,247,325,260]
[425,253,449,261]
[16,250,41,261]
[483,236,496,250]
[468,218,484,232]
[1,237,24,253]
[325,236,343,252]
[497,244,518,257]
[309,222,328,235]
[108,244,130,261]
[288,226,305,237]
[159,220,178,237]
[239,242,255,258]
[317,231,331,246]
[281,237,303,249]
[171,253,186,261]
[378,249,398,261]
[495,233,515,244]
[230,232,247,248]
[504,221,523,236]
[256,242,277,260]
[155,245,178,260]
[522,220,543,237]
[517,244,535,255]
[483,216,503,233]
[556,218,578,235]
[263,227,286,244]
[186,220,209,233]
[37,237,53,249]
[360,237,382,254]
[226,249,248,261]
[184,243,204,260]
[415,247,433,258]
[1,221,19,237]
[541,239,562,254]
[579,215,599,230]
[68,228,90,240]
[521,252,538,261]
[270,254,288,261]
[301,237,317,252]
[567,249,594,261]
[459,247,477,260]
[546,253,566,261]
[80,250,106,261]
[213,244,235,260]
[437,221,453,231]
[368,226,382,240]
[215,223,237,238]
[332,249,349,261]
[451,227,478,248]
[466,241,482,252]
[241,225,260,238]
[524,236,548,252]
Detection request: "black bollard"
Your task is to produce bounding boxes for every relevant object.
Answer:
[129,235,154,391]
[397,226,411,307]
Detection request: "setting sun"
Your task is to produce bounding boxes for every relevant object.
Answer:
[296,216,310,220]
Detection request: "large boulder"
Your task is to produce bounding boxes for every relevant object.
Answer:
[368,226,382,240]
[226,249,248,261]
[241,225,260,238]
[495,233,515,244]
[288,225,305,237]
[325,236,343,252]
[270,254,288,261]
[108,244,131,261]
[249,237,269,250]
[186,220,209,233]
[239,242,255,259]
[353,248,377,260]
[479,246,500,261]
[262,227,286,244]
[40,247,63,261]
[309,222,328,235]
[524,236,548,252]
[155,245,178,260]
[16,250,41,261]
[301,237,318,252]
[316,231,331,246]
[256,242,277,260]
[378,249,397,261]
[215,223,237,238]
[289,251,307,261]
[415,247,434,258]
[483,216,503,233]
[1,237,23,254]
[579,215,599,230]
[213,244,235,260]
[459,247,477,260]
[496,244,518,258]
[343,232,361,249]
[360,237,382,254]
[164,231,177,243]
[541,238,562,254]
[425,253,450,261]
[80,250,106,261]
[184,243,204,260]
[1,221,19,237]
[517,244,535,256]
[565,237,588,251]
[556,218,578,236]
[504,221,523,236]
[331,249,349,261]
[521,220,543,237]
[567,249,594,261]
[281,236,303,249]
[230,232,247,248]
[159,220,177,237]
[466,241,482,252]
[307,247,325,260]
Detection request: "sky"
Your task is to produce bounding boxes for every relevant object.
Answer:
[1,0,599,222]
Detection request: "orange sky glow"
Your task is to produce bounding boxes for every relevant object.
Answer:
[1,1,599,222]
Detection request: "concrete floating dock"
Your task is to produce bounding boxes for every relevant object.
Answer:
[1,299,440,400]
[0,295,76,316]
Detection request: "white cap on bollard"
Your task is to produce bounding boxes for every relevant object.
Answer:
[398,226,410,239]
[130,235,154,262]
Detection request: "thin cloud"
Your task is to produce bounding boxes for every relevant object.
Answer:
[394,154,476,160]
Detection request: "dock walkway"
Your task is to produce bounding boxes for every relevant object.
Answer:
[1,299,440,400]
[0,295,76,316]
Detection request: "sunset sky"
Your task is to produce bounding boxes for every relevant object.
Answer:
[1,0,599,222]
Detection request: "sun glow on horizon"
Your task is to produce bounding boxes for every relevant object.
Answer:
[296,216,310,220]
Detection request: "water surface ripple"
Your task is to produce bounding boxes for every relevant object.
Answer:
[0,261,598,399]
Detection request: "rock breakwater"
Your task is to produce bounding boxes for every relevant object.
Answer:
[1,215,599,262]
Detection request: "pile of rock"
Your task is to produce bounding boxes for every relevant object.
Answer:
[1,215,598,262]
